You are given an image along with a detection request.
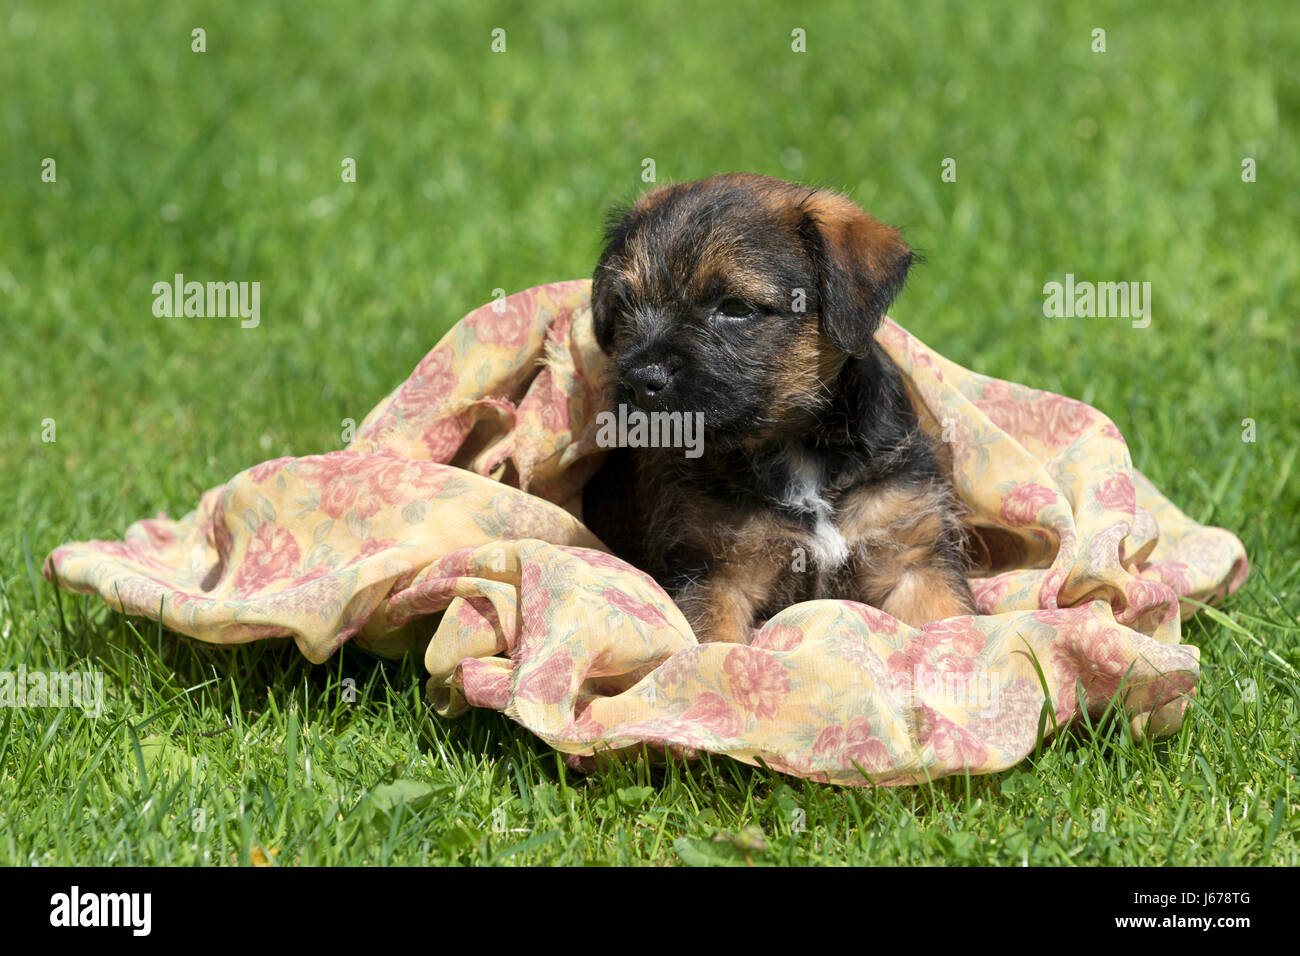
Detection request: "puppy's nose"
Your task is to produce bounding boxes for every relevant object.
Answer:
[622,364,673,408]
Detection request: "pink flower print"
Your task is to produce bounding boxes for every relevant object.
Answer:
[603,588,672,630]
[1031,393,1097,447]
[839,633,879,671]
[319,477,359,519]
[232,524,301,595]
[1120,578,1178,629]
[723,648,791,719]
[1038,564,1067,608]
[681,692,744,738]
[843,716,891,771]
[971,573,1015,613]
[1094,473,1136,514]
[421,414,469,462]
[515,650,574,705]
[926,712,989,768]
[812,725,844,759]
[294,452,372,483]
[1100,422,1126,443]
[519,560,552,637]
[459,659,512,710]
[539,386,570,434]
[351,487,386,520]
[847,602,903,636]
[921,617,983,655]
[475,307,535,349]
[366,460,410,503]
[246,456,293,484]
[570,701,606,740]
[753,623,803,652]
[999,482,1059,526]
[1142,560,1194,595]
[396,348,458,411]
[345,537,396,566]
[980,379,1015,403]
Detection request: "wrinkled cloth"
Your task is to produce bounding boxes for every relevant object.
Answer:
[46,280,1248,786]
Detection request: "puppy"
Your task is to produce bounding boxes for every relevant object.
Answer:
[582,173,974,642]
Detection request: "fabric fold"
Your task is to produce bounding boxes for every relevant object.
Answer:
[46,280,1248,786]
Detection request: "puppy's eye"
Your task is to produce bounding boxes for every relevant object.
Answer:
[714,296,757,320]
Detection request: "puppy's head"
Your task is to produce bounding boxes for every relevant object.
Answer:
[592,173,913,440]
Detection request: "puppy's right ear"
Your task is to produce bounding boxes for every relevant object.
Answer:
[591,202,635,353]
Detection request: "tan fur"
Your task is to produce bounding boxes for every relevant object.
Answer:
[768,331,845,427]
[797,190,912,291]
[670,507,792,643]
[839,479,975,625]
[880,568,975,626]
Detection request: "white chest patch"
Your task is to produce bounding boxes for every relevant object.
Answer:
[779,446,850,569]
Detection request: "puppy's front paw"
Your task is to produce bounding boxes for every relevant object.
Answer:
[675,584,756,645]
[880,568,975,628]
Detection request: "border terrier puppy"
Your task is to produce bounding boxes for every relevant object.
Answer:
[582,173,974,642]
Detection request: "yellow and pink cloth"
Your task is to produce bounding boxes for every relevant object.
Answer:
[46,280,1248,786]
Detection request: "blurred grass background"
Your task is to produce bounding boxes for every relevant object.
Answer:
[1,0,1297,865]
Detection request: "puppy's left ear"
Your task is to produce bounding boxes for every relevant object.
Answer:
[591,258,619,353]
[797,189,914,357]
[590,202,636,353]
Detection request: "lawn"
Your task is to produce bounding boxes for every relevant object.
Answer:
[1,0,1297,865]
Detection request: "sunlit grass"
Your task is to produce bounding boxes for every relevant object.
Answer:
[2,0,1296,864]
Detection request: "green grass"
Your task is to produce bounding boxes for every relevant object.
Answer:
[2,0,1297,865]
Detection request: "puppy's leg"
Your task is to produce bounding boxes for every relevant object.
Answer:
[842,479,974,628]
[879,565,974,627]
[672,559,783,644]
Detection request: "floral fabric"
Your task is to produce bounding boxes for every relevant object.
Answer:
[46,280,1248,786]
